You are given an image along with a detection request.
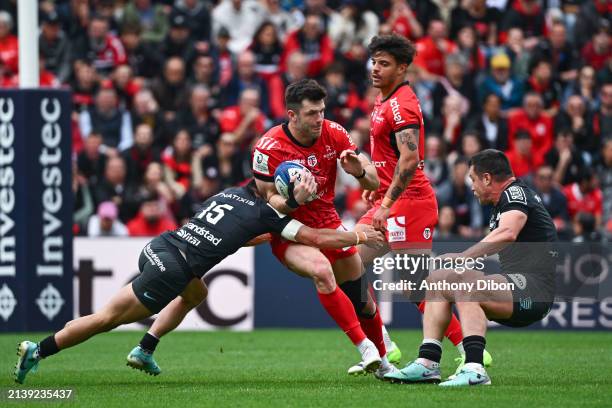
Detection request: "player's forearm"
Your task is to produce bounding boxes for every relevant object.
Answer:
[268,193,296,214]
[356,165,379,191]
[461,228,516,259]
[300,228,362,249]
[384,157,418,203]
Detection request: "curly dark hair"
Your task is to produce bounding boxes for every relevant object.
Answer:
[367,34,417,65]
[284,79,327,111]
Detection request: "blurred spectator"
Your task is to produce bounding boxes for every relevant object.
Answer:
[449,0,500,45]
[467,93,508,151]
[120,0,168,44]
[500,0,545,47]
[555,95,596,156]
[130,88,165,148]
[213,27,235,87]
[572,212,602,243]
[119,24,163,80]
[431,53,476,118]
[454,25,486,78]
[431,93,466,148]
[574,1,610,50]
[127,193,178,236]
[87,201,129,237]
[504,27,531,80]
[189,55,222,110]
[194,132,248,191]
[219,88,267,146]
[178,85,221,151]
[0,11,17,76]
[122,123,160,187]
[280,13,334,78]
[562,65,600,112]
[431,0,457,27]
[424,135,452,205]
[507,92,553,167]
[442,156,483,238]
[72,14,126,76]
[525,58,562,115]
[563,168,603,227]
[593,82,612,140]
[479,53,524,110]
[222,50,270,113]
[321,62,360,126]
[93,155,131,222]
[413,19,457,81]
[125,161,176,220]
[459,130,484,160]
[385,0,423,41]
[532,21,578,83]
[73,162,94,235]
[261,0,299,40]
[159,12,196,65]
[434,206,459,241]
[329,0,379,53]
[581,21,611,71]
[596,139,612,229]
[299,0,336,28]
[544,129,586,187]
[532,165,570,234]
[404,0,442,31]
[77,132,107,185]
[162,129,193,199]
[269,51,309,120]
[212,0,267,54]
[39,11,72,83]
[249,22,284,80]
[107,64,141,110]
[79,87,133,151]
[173,0,212,44]
[505,130,535,179]
[151,57,189,122]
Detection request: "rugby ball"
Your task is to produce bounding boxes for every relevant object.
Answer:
[274,161,317,202]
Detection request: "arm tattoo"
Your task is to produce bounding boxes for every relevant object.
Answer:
[397,128,418,151]
[390,186,403,201]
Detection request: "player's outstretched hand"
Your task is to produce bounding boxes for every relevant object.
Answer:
[339,149,363,177]
[291,170,317,205]
[360,225,386,249]
[362,190,379,208]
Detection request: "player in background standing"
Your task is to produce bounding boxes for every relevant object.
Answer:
[349,34,492,377]
[252,79,398,377]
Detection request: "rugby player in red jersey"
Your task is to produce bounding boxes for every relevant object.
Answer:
[351,34,492,377]
[252,79,397,377]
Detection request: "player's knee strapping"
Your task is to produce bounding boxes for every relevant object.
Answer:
[339,276,371,317]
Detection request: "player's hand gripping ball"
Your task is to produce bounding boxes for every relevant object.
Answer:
[274,161,317,203]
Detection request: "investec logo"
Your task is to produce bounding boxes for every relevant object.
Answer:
[0,98,15,278]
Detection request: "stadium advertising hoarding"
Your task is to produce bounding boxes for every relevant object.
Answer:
[73,238,254,330]
[0,90,72,332]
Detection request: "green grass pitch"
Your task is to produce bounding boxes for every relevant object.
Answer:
[1,330,611,407]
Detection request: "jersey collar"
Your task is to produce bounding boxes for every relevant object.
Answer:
[282,122,317,148]
[381,81,411,103]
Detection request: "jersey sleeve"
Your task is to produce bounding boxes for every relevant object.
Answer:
[328,121,359,156]
[498,185,530,215]
[252,136,284,182]
[388,93,422,133]
[260,202,304,241]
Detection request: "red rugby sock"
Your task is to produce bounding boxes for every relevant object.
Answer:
[318,287,366,345]
[358,309,386,357]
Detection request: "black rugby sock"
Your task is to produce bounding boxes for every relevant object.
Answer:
[418,341,442,364]
[139,332,159,354]
[463,335,486,365]
[38,335,60,359]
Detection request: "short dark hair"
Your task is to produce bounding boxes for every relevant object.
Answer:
[285,79,327,112]
[469,149,514,181]
[367,34,416,65]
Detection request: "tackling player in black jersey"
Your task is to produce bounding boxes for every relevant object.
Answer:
[14,177,385,384]
[386,149,558,387]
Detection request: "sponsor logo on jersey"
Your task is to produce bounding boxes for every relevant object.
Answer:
[182,222,222,246]
[144,243,166,271]
[253,150,270,174]
[372,161,386,168]
[423,228,431,240]
[489,212,501,231]
[506,185,527,204]
[507,273,527,290]
[387,216,406,243]
[390,97,405,126]
[255,136,279,150]
[307,154,317,167]
[324,145,335,160]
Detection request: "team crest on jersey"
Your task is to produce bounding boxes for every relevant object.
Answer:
[307,154,318,167]
[506,186,527,204]
[324,145,335,160]
[423,228,431,240]
[387,216,406,242]
[253,150,270,174]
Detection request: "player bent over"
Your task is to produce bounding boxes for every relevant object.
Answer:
[14,179,385,384]
[385,150,557,386]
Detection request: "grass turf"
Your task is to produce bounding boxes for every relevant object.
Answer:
[1,330,611,407]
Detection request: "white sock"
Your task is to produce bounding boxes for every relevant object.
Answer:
[381,355,391,369]
[416,358,439,369]
[422,338,443,348]
[357,338,373,355]
[464,362,485,373]
[381,325,393,350]
[456,341,465,356]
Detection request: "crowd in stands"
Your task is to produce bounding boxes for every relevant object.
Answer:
[2,0,610,242]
